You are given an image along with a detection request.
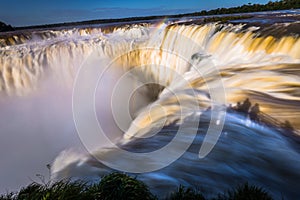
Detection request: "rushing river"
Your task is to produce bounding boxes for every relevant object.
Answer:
[0,11,299,199]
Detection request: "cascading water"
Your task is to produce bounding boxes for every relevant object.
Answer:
[0,17,300,199]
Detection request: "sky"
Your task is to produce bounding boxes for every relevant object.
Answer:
[0,0,270,27]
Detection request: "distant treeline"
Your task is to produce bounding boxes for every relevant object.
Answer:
[194,0,300,15]
[2,0,300,31]
[158,0,300,17]
[0,21,14,32]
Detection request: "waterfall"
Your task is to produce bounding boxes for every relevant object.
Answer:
[1,21,300,199]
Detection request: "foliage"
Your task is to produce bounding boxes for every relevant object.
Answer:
[195,0,300,16]
[0,174,275,200]
[216,183,273,200]
[0,173,156,200]
[89,172,156,200]
[0,193,14,200]
[0,21,14,32]
[167,185,205,200]
[17,181,92,200]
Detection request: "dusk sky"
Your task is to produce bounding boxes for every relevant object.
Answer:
[1,0,269,26]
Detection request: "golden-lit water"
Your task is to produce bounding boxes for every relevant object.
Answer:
[1,22,300,131]
[1,20,300,199]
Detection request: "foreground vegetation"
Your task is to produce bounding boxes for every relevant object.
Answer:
[0,173,274,200]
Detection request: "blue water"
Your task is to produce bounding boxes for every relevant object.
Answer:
[122,112,300,199]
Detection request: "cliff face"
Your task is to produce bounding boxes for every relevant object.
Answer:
[0,21,14,32]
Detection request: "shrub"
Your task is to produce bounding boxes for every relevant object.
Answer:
[0,192,14,200]
[216,183,273,200]
[89,172,156,200]
[17,183,45,200]
[0,175,276,200]
[168,185,205,200]
[16,181,92,200]
[41,181,91,200]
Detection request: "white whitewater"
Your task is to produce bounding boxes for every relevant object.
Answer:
[0,20,300,199]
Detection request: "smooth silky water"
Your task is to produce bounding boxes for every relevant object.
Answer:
[0,11,300,199]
